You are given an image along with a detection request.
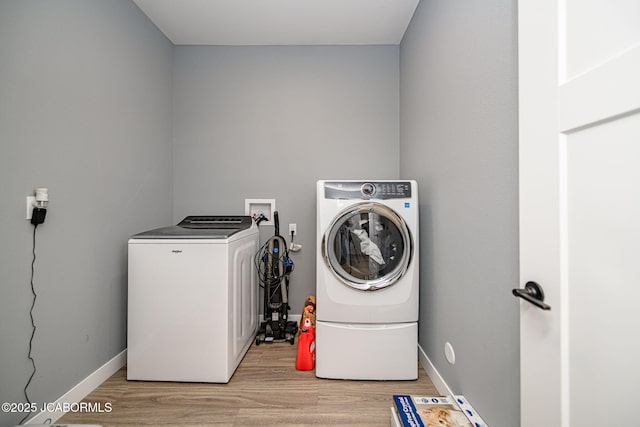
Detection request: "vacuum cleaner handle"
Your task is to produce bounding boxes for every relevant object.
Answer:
[274,211,280,236]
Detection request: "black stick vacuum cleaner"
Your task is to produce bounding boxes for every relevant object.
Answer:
[255,211,298,345]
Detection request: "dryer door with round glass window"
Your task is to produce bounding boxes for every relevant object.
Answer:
[322,202,412,291]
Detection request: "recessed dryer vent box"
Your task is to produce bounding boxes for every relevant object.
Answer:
[245,199,276,226]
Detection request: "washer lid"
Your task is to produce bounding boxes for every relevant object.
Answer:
[131,216,254,239]
[322,202,412,291]
[177,216,253,230]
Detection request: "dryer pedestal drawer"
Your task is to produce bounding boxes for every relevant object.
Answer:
[315,321,417,380]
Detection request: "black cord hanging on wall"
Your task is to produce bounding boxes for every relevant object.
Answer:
[20,224,39,425]
[21,188,47,425]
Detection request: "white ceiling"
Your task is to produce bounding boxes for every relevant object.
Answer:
[132,0,420,46]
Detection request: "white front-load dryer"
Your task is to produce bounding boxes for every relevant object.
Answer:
[316,180,419,380]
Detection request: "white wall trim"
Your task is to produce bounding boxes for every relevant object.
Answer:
[26,349,127,425]
[418,344,454,396]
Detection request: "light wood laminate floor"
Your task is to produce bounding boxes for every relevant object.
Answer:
[58,342,437,426]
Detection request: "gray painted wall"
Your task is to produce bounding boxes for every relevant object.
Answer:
[400,1,520,426]
[0,1,520,425]
[173,45,400,308]
[0,1,173,426]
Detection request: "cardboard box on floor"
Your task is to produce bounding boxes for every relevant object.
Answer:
[390,395,488,427]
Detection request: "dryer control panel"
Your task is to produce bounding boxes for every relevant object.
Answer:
[324,181,412,200]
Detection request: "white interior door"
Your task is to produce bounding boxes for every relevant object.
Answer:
[518,1,640,426]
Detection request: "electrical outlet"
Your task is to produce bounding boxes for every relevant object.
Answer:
[289,223,297,235]
[26,196,35,220]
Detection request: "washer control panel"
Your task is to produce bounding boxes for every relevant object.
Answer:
[324,181,412,200]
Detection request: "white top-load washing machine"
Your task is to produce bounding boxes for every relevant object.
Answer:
[127,216,259,383]
[316,180,419,380]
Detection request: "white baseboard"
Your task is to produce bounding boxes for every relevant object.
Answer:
[26,349,127,425]
[418,343,454,396]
